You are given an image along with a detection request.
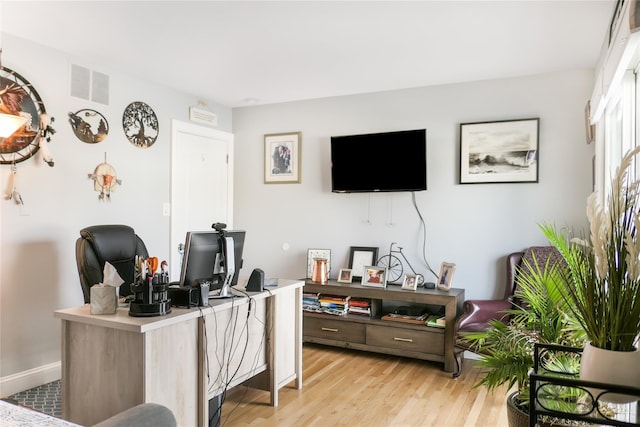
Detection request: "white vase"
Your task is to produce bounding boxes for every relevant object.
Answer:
[580,341,640,403]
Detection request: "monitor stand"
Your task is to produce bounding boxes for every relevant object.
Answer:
[209,283,235,299]
[209,235,237,300]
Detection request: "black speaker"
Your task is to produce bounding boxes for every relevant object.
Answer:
[168,286,199,308]
[246,268,264,292]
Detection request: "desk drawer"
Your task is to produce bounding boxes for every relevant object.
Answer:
[304,316,365,343]
[366,325,444,355]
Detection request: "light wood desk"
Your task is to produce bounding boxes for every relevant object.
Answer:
[54,279,303,427]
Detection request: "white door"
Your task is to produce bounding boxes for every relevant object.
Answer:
[170,120,234,281]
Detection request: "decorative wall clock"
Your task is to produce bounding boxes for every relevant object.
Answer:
[0,66,47,164]
[122,101,158,148]
[69,109,109,143]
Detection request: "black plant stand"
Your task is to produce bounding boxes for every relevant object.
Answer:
[529,343,640,427]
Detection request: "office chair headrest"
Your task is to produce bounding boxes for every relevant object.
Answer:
[80,224,139,264]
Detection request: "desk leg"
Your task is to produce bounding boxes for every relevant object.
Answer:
[295,285,303,389]
[266,296,277,407]
[198,317,207,427]
[60,320,69,421]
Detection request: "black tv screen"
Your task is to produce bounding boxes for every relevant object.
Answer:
[331,129,427,193]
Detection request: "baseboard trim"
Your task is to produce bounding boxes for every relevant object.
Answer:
[0,361,61,397]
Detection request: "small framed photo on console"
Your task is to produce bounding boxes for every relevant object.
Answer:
[437,262,456,291]
[361,266,387,288]
[337,268,353,283]
[402,274,418,291]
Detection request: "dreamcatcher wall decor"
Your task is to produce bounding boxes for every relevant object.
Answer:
[1,66,56,207]
[88,153,121,201]
[0,65,56,165]
[122,101,158,148]
[68,109,109,143]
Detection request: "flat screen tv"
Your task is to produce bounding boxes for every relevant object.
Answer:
[331,129,427,193]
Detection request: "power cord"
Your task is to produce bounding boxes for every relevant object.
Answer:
[412,191,438,279]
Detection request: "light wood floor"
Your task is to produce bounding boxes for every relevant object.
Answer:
[221,343,510,426]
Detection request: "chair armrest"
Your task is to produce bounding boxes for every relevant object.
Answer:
[455,299,512,333]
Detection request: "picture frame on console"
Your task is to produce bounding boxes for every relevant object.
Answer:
[348,246,379,281]
[264,131,302,184]
[337,268,353,283]
[361,266,387,288]
[459,118,539,184]
[437,262,456,291]
[401,273,418,291]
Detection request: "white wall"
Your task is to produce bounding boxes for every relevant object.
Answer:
[0,34,232,394]
[0,32,596,394]
[232,70,594,302]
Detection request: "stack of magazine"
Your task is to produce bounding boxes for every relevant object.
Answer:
[318,294,350,316]
[347,298,371,316]
[303,293,350,316]
[303,292,320,312]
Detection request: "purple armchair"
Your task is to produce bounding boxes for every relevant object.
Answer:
[452,251,524,378]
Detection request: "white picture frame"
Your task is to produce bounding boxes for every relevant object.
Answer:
[337,268,353,284]
[264,131,301,184]
[361,266,387,288]
[437,262,456,291]
[401,273,418,291]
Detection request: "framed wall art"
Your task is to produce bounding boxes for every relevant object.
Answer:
[459,118,539,184]
[361,266,387,288]
[437,262,456,291]
[348,246,379,281]
[264,131,301,184]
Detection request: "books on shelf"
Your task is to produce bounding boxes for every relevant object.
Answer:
[426,315,445,328]
[303,293,351,316]
[347,298,371,316]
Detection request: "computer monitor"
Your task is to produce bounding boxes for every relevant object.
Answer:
[179,230,245,297]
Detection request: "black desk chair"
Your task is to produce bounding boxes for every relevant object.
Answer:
[76,224,149,303]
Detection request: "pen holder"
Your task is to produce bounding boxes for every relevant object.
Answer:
[129,275,171,317]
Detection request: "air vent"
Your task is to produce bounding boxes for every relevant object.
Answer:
[70,64,110,105]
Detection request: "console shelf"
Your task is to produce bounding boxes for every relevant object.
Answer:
[303,280,464,372]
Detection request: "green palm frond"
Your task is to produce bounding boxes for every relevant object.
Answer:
[460,252,583,400]
[540,145,640,352]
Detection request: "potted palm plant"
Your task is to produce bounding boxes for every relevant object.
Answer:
[541,145,640,390]
[461,253,584,427]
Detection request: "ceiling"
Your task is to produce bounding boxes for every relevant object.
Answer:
[2,1,615,108]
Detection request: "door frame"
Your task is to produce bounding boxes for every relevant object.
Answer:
[170,120,234,281]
